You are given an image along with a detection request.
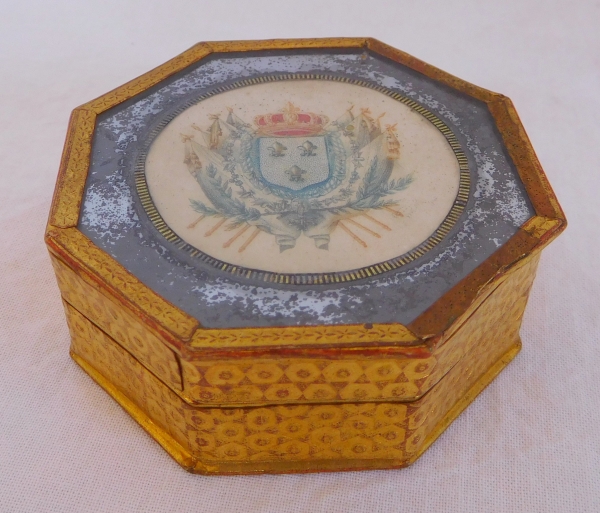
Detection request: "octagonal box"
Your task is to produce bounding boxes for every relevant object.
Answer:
[45,38,565,474]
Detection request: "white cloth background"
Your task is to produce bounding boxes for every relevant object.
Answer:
[1,1,599,511]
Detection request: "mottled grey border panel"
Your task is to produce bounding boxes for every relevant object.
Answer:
[79,49,534,328]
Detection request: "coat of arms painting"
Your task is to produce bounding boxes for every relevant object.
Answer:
[144,78,466,278]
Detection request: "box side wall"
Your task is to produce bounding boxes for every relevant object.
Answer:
[180,352,443,407]
[64,252,538,474]
[408,252,540,461]
[51,254,183,391]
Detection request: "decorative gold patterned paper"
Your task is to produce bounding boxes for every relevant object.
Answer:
[51,255,183,391]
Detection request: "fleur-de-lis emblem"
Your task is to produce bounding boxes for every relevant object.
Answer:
[298,140,318,156]
[268,141,287,157]
[285,165,307,182]
[281,102,301,124]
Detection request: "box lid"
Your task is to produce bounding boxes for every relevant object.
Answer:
[46,38,565,379]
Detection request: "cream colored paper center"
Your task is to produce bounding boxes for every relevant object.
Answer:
[145,80,460,274]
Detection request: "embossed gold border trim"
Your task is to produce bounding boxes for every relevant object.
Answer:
[135,74,470,285]
[46,227,199,342]
[47,108,96,228]
[46,37,566,350]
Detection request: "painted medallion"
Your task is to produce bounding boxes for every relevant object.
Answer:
[142,77,467,281]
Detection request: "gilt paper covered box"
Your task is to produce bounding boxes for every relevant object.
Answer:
[45,38,565,474]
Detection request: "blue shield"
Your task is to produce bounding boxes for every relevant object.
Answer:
[257,136,331,193]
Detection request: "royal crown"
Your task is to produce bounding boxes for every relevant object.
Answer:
[254,102,329,137]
